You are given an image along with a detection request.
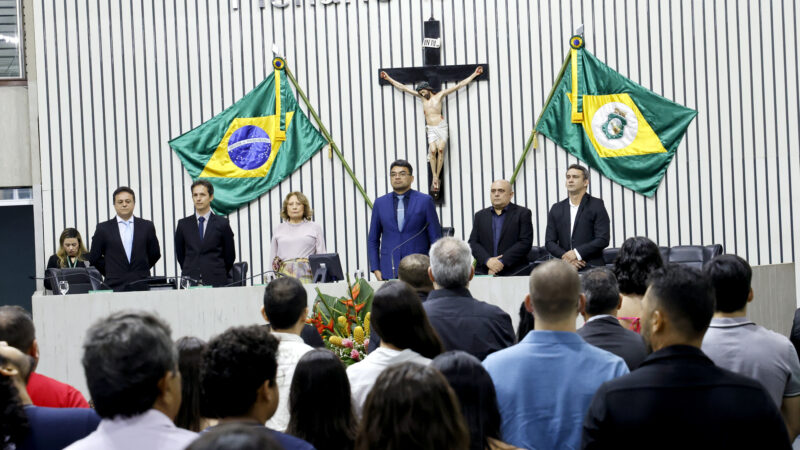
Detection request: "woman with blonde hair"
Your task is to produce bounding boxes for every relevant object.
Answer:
[270,191,326,282]
[44,228,90,290]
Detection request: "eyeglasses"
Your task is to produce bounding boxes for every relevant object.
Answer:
[390,171,410,178]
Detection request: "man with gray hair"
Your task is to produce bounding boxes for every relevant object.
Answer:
[423,237,515,360]
[65,311,196,450]
[483,260,628,449]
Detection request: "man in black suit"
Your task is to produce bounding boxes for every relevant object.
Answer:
[581,264,790,449]
[545,164,610,270]
[423,237,516,361]
[174,180,235,287]
[469,180,534,276]
[88,187,161,291]
[578,268,647,370]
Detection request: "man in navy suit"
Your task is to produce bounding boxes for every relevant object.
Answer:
[368,160,441,280]
[88,187,161,291]
[174,180,235,287]
[545,164,610,270]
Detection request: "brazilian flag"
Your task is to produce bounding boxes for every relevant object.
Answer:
[536,36,697,197]
[169,58,327,215]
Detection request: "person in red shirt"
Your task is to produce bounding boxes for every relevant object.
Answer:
[0,305,89,408]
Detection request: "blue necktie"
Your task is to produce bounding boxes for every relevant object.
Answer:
[198,216,205,240]
[397,195,405,231]
[122,221,133,263]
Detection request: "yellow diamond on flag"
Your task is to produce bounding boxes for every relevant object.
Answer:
[199,112,295,178]
[571,93,667,158]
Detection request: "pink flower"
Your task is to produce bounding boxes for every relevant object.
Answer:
[350,349,360,360]
[364,338,370,348]
[342,338,353,348]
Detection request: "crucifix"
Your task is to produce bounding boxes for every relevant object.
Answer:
[379,17,488,204]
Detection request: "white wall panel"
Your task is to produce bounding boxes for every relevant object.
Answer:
[31,0,800,292]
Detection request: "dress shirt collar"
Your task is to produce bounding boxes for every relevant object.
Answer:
[586,314,616,324]
[640,345,713,368]
[195,210,212,222]
[116,215,135,225]
[492,204,510,216]
[426,286,473,301]
[392,189,413,199]
[708,316,755,328]
[271,331,305,343]
[521,330,585,345]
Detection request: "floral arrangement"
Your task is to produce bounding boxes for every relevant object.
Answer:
[307,276,374,366]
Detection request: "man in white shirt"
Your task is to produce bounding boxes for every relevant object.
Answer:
[65,311,196,450]
[261,277,313,432]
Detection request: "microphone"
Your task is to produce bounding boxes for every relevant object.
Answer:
[30,269,114,292]
[222,269,285,287]
[390,222,430,279]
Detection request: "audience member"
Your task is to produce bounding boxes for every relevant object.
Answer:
[468,180,534,276]
[347,281,443,412]
[613,236,664,332]
[174,337,211,432]
[65,311,195,450]
[701,255,800,440]
[792,308,800,361]
[0,305,89,408]
[367,254,434,352]
[432,351,520,450]
[200,325,314,450]
[424,237,515,360]
[355,362,469,450]
[88,187,162,291]
[261,277,314,432]
[288,349,356,450]
[270,191,326,282]
[516,301,534,341]
[483,260,628,449]
[582,264,790,449]
[578,268,648,370]
[0,341,100,450]
[186,424,282,450]
[44,227,91,290]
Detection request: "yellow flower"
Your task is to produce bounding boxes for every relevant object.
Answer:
[364,312,371,336]
[338,316,350,336]
[329,336,343,347]
[354,326,365,345]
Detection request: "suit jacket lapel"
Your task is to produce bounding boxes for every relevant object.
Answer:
[572,194,590,236]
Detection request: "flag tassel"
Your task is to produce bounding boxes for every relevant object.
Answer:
[283,64,374,209]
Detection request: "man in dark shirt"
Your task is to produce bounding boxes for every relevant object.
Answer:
[578,268,647,370]
[582,264,790,449]
[423,237,515,361]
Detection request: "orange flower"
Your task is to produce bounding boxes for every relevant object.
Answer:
[351,283,361,301]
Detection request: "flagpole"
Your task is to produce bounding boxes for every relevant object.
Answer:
[509,50,571,186]
[283,64,374,209]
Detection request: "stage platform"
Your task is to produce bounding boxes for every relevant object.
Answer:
[32,263,796,399]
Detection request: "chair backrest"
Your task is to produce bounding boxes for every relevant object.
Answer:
[602,248,619,267]
[441,227,455,237]
[46,267,104,294]
[228,261,249,287]
[527,246,549,263]
[667,245,706,269]
[703,244,724,261]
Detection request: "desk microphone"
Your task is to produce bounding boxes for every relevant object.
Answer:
[390,222,429,279]
[30,270,114,292]
[223,269,285,287]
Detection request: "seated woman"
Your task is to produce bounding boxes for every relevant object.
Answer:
[346,281,443,413]
[432,351,521,450]
[287,349,356,450]
[270,192,326,283]
[614,236,664,333]
[356,362,469,450]
[44,228,90,290]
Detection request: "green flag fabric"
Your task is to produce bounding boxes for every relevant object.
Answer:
[169,60,327,215]
[535,39,697,197]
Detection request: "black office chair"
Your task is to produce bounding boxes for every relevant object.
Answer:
[228,261,249,287]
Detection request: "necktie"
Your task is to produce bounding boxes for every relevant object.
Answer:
[397,195,405,231]
[122,221,133,263]
[198,216,206,240]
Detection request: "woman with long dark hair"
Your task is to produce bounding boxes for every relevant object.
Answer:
[174,336,211,432]
[613,237,664,333]
[287,349,356,450]
[355,362,469,450]
[432,351,521,450]
[346,281,444,412]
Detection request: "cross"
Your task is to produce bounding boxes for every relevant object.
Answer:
[378,18,488,203]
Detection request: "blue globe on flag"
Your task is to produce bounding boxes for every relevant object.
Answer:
[227,125,272,170]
